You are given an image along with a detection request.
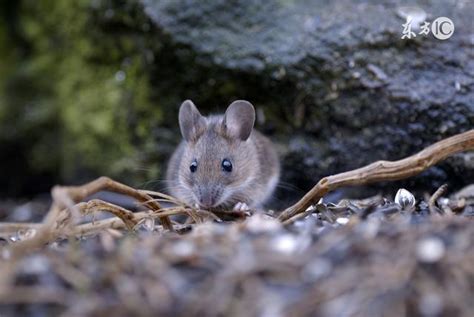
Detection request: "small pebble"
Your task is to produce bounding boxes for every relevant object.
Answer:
[336,217,349,225]
[143,218,155,232]
[416,237,445,263]
[245,214,281,233]
[173,240,195,257]
[395,188,416,209]
[272,234,298,255]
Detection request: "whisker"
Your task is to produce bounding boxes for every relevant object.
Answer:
[276,181,305,192]
[137,179,171,190]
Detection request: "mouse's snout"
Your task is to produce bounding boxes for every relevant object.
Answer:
[196,185,221,209]
[198,194,215,209]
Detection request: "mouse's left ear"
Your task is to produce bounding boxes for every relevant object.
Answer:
[223,100,255,141]
[179,100,206,142]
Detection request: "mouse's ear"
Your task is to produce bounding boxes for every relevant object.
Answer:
[223,100,255,141]
[179,100,206,142]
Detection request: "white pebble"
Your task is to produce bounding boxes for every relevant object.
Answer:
[173,240,195,257]
[143,218,155,232]
[245,214,281,233]
[395,188,416,209]
[336,217,349,225]
[272,234,298,255]
[416,237,445,263]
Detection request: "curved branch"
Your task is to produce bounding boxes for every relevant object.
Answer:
[278,129,474,221]
[53,177,173,230]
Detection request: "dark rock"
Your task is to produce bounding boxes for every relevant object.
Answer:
[142,0,474,200]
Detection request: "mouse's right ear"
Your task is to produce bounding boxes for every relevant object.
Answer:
[179,100,206,142]
[223,100,255,141]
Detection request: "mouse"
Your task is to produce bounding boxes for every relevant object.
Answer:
[166,100,280,211]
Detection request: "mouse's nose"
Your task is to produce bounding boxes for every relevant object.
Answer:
[199,195,215,209]
[198,188,216,209]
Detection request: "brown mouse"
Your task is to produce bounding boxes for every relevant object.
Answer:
[166,100,280,211]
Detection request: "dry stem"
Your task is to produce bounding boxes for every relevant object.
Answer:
[428,184,449,215]
[54,177,173,230]
[278,129,474,221]
[1,130,473,249]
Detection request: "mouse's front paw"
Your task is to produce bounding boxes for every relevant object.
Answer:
[233,202,250,212]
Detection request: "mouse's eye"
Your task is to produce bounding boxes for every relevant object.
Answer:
[221,158,232,172]
[190,160,198,173]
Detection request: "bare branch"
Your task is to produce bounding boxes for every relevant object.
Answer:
[278,129,474,221]
[52,177,173,230]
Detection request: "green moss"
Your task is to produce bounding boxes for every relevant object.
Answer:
[20,1,131,180]
[0,0,167,192]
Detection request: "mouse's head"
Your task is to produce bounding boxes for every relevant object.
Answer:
[177,100,257,209]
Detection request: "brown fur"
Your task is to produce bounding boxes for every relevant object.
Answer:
[166,101,279,210]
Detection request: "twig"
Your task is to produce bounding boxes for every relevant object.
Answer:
[0,205,205,239]
[8,186,75,257]
[0,223,42,234]
[79,199,139,230]
[282,207,314,226]
[70,207,193,237]
[54,177,173,230]
[428,184,448,215]
[2,131,472,247]
[279,129,474,221]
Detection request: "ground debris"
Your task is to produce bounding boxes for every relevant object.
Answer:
[0,185,473,317]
